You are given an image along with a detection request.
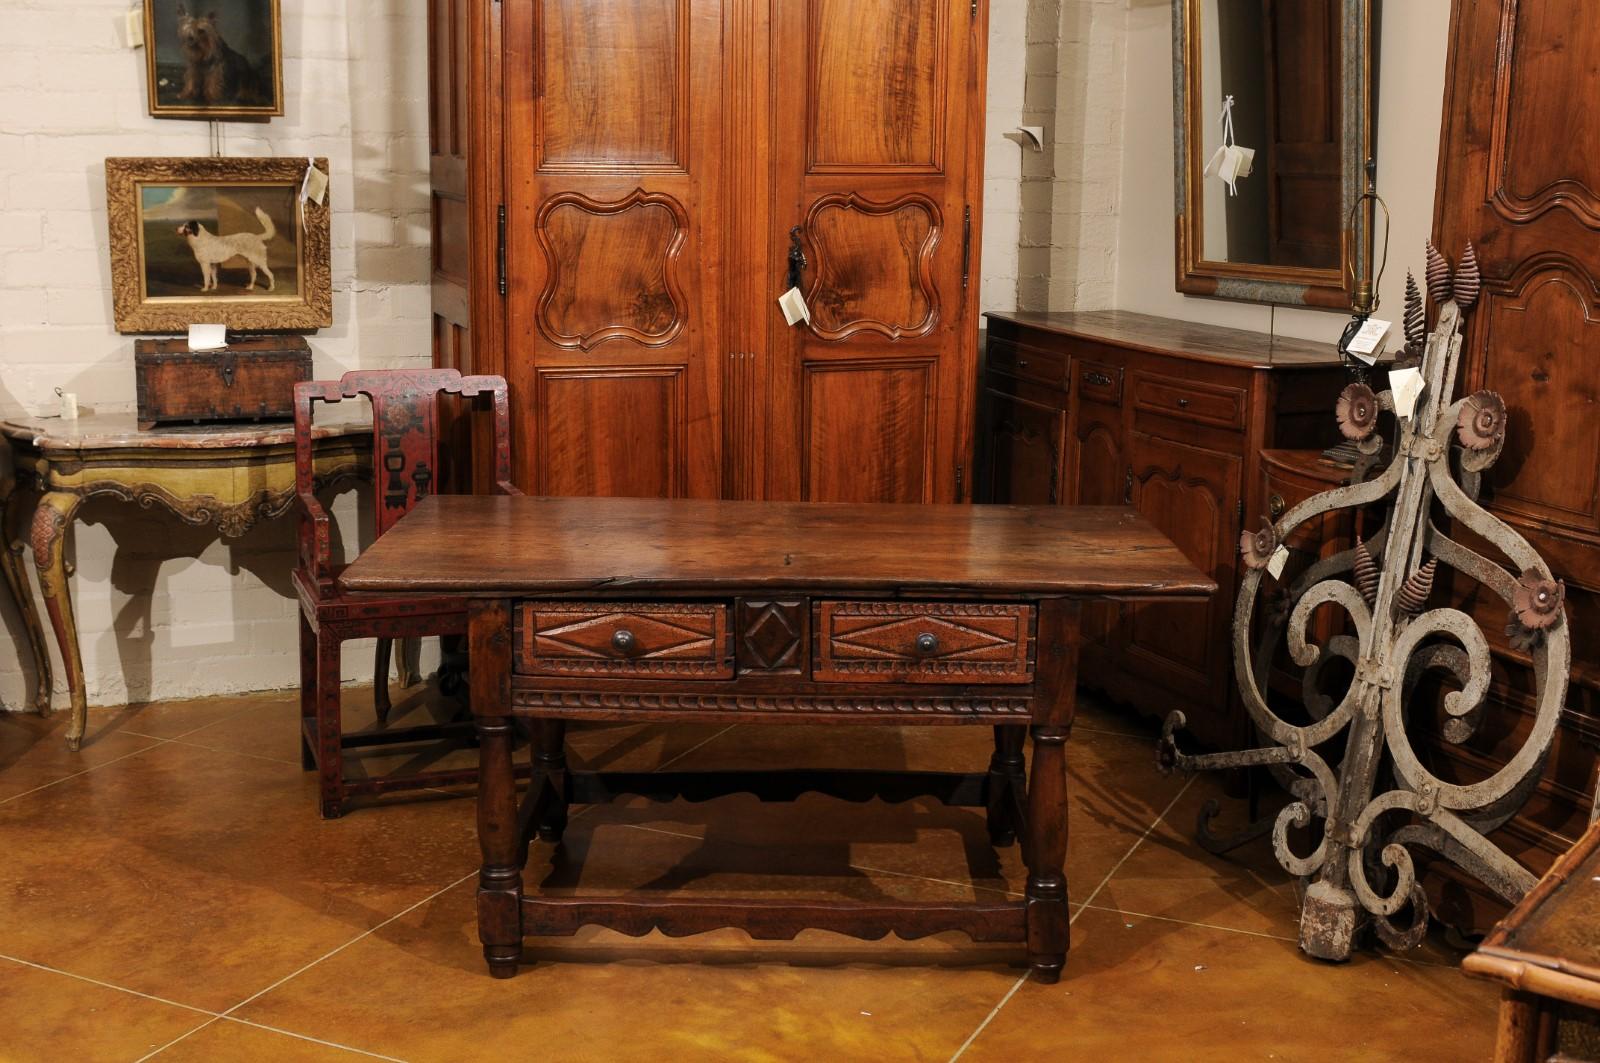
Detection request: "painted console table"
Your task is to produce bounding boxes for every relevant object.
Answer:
[0,412,368,749]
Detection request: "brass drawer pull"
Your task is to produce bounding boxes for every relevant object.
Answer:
[611,629,638,655]
[1083,370,1112,387]
[914,632,940,656]
[1177,397,1191,408]
[1269,493,1286,518]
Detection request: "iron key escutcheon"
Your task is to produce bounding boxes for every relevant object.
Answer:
[914,632,940,656]
[611,629,637,655]
[785,226,807,291]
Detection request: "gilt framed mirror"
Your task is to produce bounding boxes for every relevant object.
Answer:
[1173,0,1378,308]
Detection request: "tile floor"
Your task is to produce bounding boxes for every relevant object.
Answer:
[0,685,1500,1061]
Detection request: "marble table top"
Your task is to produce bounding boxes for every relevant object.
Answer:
[1,411,369,451]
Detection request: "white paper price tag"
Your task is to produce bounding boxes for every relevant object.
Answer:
[1389,367,1425,419]
[778,286,810,327]
[1344,317,1391,364]
[300,161,328,206]
[123,7,145,48]
[188,323,227,351]
[1267,545,1289,580]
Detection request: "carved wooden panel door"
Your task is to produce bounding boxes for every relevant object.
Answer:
[501,0,724,498]
[1431,0,1600,905]
[765,0,986,503]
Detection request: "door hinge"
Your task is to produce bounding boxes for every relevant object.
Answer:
[496,205,507,297]
[1123,466,1134,505]
[960,205,972,290]
[970,0,979,19]
[955,463,965,502]
[1236,499,1245,533]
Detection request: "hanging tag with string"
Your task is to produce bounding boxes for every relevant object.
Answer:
[1203,96,1255,196]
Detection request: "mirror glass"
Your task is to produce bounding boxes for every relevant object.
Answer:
[1175,0,1375,308]
[1199,1,1341,269]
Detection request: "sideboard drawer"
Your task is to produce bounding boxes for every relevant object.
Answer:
[987,337,1069,390]
[813,601,1035,684]
[1075,360,1123,405]
[517,602,733,679]
[1131,371,1247,430]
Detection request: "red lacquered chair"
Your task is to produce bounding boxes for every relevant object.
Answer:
[293,369,518,818]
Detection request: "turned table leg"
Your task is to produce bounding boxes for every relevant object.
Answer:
[471,601,522,978]
[31,492,86,749]
[1024,725,1070,982]
[1024,598,1080,983]
[0,472,52,714]
[532,719,569,843]
[987,725,1027,847]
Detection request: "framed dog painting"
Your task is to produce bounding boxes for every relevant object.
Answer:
[143,0,283,119]
[106,157,332,333]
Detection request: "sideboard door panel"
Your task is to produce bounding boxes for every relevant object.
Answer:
[767,0,985,502]
[502,0,723,497]
[1125,433,1241,735]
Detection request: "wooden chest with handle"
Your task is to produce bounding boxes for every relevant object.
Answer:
[134,336,312,429]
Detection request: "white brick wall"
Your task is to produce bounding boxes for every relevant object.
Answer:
[0,0,434,712]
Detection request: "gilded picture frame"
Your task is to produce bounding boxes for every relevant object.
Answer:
[143,0,284,120]
[106,157,332,333]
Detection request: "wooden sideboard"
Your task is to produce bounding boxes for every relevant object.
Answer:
[978,310,1347,750]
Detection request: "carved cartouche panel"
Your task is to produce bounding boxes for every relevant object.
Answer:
[535,189,688,350]
[803,193,940,341]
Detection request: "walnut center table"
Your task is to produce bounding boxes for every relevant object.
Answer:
[338,495,1214,980]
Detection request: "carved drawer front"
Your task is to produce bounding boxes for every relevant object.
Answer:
[517,603,732,679]
[813,602,1035,684]
[1131,371,1246,430]
[1075,359,1123,405]
[987,337,1069,390]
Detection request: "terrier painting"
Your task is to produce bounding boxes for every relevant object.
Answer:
[145,0,281,119]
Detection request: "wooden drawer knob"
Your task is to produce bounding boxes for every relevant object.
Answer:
[914,632,940,656]
[611,629,638,655]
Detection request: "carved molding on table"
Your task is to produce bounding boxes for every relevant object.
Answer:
[513,689,1034,719]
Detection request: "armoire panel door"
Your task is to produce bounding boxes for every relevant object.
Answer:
[502,0,723,498]
[766,0,987,503]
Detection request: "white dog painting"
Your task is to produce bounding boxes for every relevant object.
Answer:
[177,206,277,291]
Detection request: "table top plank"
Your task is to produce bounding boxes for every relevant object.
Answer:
[338,496,1217,600]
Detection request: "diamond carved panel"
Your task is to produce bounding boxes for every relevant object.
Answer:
[736,599,808,675]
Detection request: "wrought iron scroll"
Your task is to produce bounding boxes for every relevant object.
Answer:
[1157,243,1572,961]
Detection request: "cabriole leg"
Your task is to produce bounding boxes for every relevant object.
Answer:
[0,472,51,714]
[31,492,84,748]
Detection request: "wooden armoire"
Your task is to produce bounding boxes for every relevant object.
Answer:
[1428,0,1600,929]
[426,0,990,503]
